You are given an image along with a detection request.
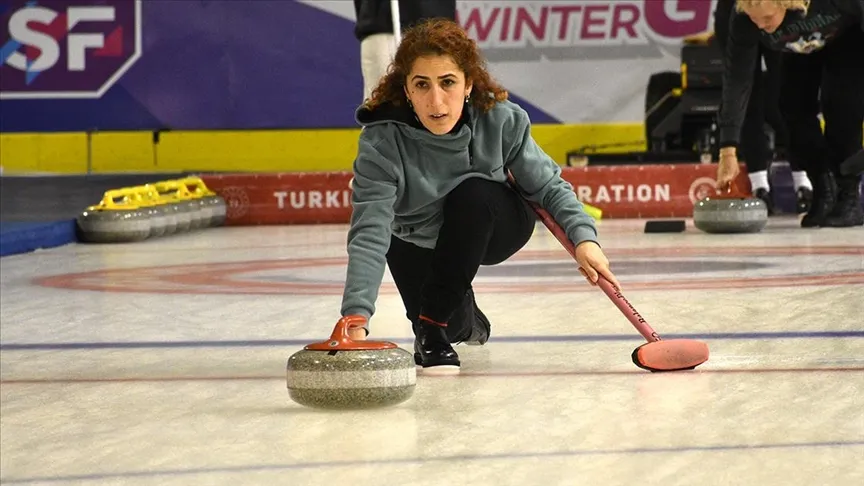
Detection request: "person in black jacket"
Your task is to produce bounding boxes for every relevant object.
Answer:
[713,0,813,215]
[353,0,457,101]
[716,0,864,228]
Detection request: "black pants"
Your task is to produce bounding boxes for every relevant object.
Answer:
[780,27,864,186]
[385,177,535,340]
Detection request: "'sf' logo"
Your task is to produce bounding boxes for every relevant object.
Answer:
[0,0,141,99]
[3,6,121,84]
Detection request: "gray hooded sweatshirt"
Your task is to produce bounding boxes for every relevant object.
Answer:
[340,98,599,322]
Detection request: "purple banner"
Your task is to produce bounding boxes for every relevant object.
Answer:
[0,0,558,132]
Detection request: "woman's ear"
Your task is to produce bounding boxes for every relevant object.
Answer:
[404,86,415,108]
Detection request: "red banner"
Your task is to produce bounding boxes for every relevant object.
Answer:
[560,164,751,218]
[201,172,353,225]
[201,164,749,225]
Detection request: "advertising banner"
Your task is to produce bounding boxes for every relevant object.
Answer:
[200,163,749,225]
[1,0,717,132]
[456,0,719,124]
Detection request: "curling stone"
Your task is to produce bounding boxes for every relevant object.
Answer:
[139,185,178,236]
[146,183,189,234]
[76,189,151,243]
[165,178,209,229]
[151,182,197,232]
[693,182,768,234]
[126,186,168,239]
[155,180,207,230]
[177,176,215,227]
[286,316,416,410]
[180,176,227,227]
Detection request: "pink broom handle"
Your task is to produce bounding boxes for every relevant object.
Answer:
[509,174,661,343]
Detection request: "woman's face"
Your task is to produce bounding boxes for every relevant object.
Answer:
[405,55,473,135]
[742,2,786,33]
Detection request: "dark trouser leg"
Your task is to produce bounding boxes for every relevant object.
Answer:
[419,177,535,325]
[764,49,812,212]
[386,236,432,335]
[739,47,774,211]
[779,50,834,227]
[739,48,770,175]
[387,237,487,344]
[822,28,864,227]
[385,177,535,367]
[763,49,788,151]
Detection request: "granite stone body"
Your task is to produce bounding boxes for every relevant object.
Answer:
[693,197,768,234]
[286,347,416,410]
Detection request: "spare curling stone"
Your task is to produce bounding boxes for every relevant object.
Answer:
[146,183,188,234]
[693,182,768,234]
[180,176,227,227]
[286,315,416,410]
[166,178,209,229]
[76,189,151,243]
[151,182,195,232]
[139,184,178,236]
[155,180,206,230]
[177,176,214,227]
[126,186,168,239]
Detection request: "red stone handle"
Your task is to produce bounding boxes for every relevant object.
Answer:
[304,315,397,351]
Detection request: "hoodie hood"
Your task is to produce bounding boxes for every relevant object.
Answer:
[355,101,418,128]
[355,101,474,141]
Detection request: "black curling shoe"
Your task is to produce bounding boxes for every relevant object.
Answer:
[414,322,460,373]
[822,178,864,227]
[801,172,836,228]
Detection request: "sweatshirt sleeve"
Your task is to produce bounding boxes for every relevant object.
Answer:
[717,11,761,149]
[340,132,399,321]
[503,107,599,248]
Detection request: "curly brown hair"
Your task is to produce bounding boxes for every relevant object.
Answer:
[365,18,508,113]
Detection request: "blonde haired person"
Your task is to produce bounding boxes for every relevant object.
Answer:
[716,0,864,227]
[713,0,813,215]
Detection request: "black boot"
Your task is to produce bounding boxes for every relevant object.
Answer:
[822,175,864,227]
[801,171,836,228]
[464,303,491,346]
[411,289,491,368]
[413,319,460,371]
[449,288,491,346]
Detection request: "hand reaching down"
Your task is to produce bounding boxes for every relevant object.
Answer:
[574,241,621,291]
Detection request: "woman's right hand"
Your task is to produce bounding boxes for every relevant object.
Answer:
[715,147,740,192]
[340,315,368,341]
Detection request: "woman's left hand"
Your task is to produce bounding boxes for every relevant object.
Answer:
[574,241,621,290]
